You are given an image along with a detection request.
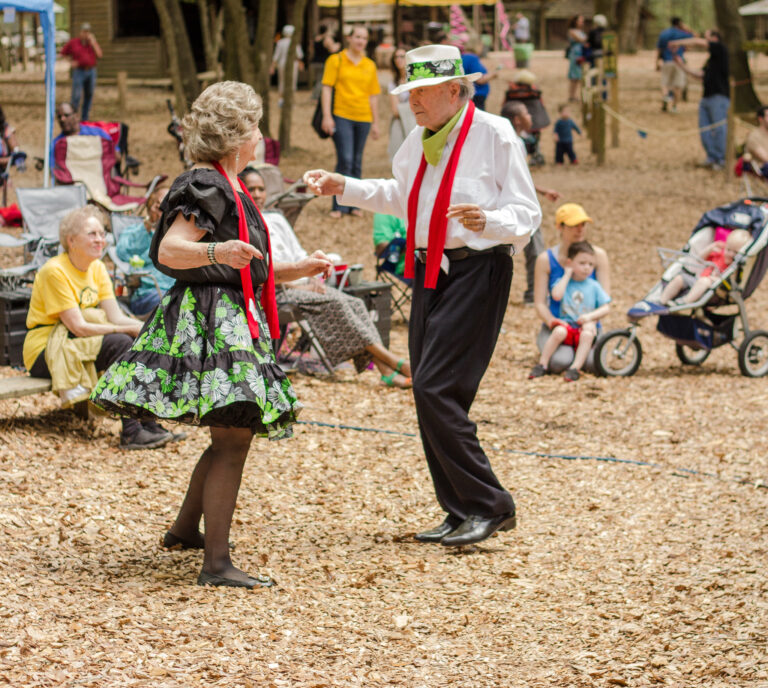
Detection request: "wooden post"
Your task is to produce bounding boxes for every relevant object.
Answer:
[609,77,619,148]
[19,12,28,71]
[590,92,598,154]
[117,71,128,118]
[725,79,735,181]
[595,100,606,165]
[472,5,481,37]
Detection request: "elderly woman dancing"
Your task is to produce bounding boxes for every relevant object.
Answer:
[91,82,332,588]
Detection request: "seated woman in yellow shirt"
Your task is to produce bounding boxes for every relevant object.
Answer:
[24,206,179,450]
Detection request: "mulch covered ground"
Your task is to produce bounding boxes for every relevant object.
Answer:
[1,51,767,687]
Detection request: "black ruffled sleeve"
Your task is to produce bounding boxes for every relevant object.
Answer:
[148,169,263,286]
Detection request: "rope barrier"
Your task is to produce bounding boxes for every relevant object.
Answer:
[601,103,729,138]
[296,420,768,490]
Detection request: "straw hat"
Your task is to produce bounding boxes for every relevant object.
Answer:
[390,45,482,95]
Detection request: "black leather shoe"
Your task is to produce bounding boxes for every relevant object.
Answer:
[414,516,462,543]
[440,512,517,547]
[197,570,275,589]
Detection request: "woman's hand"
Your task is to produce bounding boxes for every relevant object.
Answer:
[217,240,264,269]
[446,204,486,232]
[321,115,335,136]
[303,170,346,197]
[297,250,333,280]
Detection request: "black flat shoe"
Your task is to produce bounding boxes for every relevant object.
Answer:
[162,531,204,550]
[441,512,517,547]
[197,571,275,589]
[414,516,462,543]
[162,531,235,551]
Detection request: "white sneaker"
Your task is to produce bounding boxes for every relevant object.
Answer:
[59,384,90,408]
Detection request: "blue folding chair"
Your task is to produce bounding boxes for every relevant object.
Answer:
[375,237,412,322]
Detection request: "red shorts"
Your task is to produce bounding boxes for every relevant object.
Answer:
[562,324,581,347]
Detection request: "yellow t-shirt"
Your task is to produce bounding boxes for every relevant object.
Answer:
[23,253,115,371]
[322,50,381,123]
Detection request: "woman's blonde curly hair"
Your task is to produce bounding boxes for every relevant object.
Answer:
[182,81,263,162]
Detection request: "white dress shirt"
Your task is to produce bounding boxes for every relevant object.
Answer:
[340,105,541,255]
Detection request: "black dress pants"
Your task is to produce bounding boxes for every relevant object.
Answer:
[409,251,515,521]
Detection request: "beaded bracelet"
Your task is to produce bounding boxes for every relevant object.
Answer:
[207,242,218,264]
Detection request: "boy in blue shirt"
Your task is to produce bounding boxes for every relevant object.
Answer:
[529,241,611,381]
[553,103,582,164]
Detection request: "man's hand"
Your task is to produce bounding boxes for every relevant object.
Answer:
[537,187,561,202]
[446,204,486,232]
[217,240,263,269]
[304,170,346,197]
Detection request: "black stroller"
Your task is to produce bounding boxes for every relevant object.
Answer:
[594,199,768,378]
[501,77,550,167]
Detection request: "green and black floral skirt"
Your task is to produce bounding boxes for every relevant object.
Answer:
[90,283,301,439]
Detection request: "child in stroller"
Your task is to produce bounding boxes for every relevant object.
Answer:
[595,199,768,378]
[501,69,550,166]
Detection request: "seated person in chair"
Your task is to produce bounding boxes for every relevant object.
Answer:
[240,167,412,387]
[116,186,175,316]
[23,206,181,449]
[54,102,121,160]
[373,212,406,278]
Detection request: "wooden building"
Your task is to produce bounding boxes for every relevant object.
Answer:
[69,0,166,78]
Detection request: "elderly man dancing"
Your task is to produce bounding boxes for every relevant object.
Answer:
[305,45,541,546]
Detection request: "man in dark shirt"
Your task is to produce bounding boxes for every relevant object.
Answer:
[670,30,729,170]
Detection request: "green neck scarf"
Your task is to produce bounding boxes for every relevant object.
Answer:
[422,104,466,166]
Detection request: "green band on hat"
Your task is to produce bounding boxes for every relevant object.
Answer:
[406,59,464,82]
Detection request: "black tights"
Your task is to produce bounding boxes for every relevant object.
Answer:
[168,426,254,582]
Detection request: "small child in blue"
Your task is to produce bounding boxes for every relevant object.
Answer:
[553,103,582,164]
[530,241,611,381]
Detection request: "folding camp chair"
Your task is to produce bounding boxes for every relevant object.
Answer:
[82,120,142,178]
[0,184,88,289]
[53,135,165,213]
[106,212,163,316]
[375,237,411,322]
[276,299,336,375]
[254,163,314,227]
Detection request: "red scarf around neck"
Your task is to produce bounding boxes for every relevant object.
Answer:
[212,161,279,340]
[404,101,476,289]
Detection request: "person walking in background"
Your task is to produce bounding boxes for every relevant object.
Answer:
[670,30,729,171]
[566,15,587,103]
[305,44,541,548]
[656,17,693,113]
[311,23,340,101]
[460,38,497,111]
[271,25,304,107]
[320,25,381,219]
[553,103,581,164]
[387,47,417,161]
[60,23,102,121]
[501,101,561,304]
[513,13,530,44]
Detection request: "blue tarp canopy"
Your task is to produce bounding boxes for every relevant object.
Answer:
[0,0,55,186]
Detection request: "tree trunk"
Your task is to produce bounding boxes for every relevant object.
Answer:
[197,0,217,73]
[221,0,258,88]
[153,0,187,114]
[713,0,761,113]
[279,0,310,152]
[166,0,200,107]
[616,0,640,54]
[253,0,278,137]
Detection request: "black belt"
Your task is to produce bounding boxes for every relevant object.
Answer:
[415,245,512,263]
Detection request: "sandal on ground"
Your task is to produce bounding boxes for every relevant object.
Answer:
[563,368,580,382]
[528,364,546,379]
[162,531,234,551]
[381,372,412,389]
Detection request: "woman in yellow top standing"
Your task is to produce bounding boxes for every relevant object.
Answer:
[320,25,380,219]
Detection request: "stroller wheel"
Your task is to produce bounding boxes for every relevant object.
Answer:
[594,329,643,377]
[738,330,768,377]
[675,343,710,367]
